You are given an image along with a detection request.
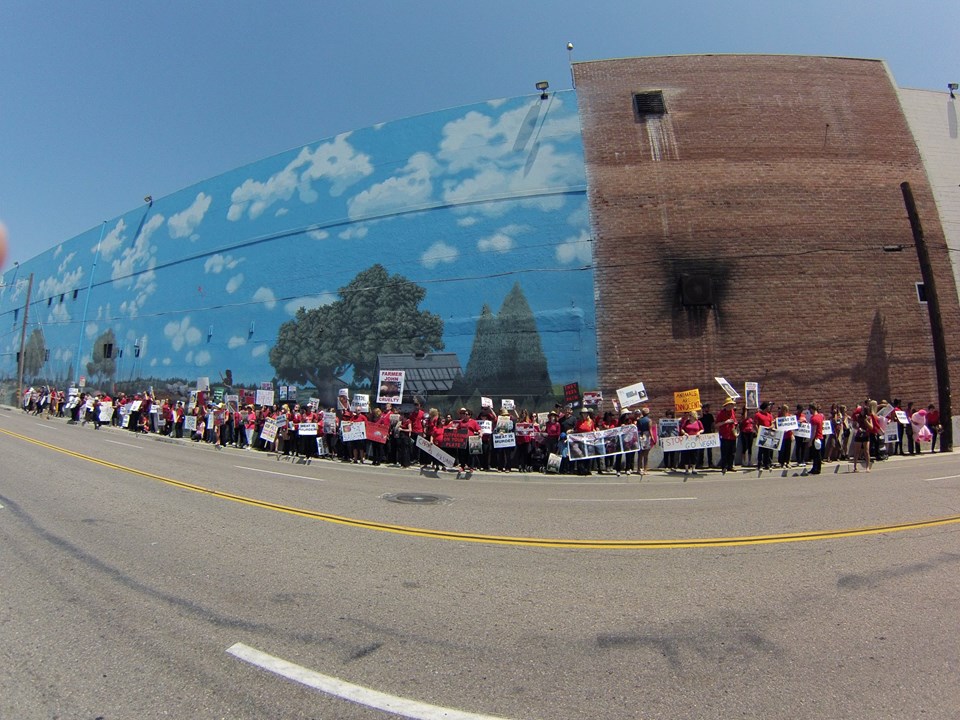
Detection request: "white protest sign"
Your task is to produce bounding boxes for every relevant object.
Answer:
[895,410,909,425]
[793,422,812,439]
[478,420,493,435]
[98,406,114,423]
[481,396,493,409]
[255,389,275,407]
[298,422,318,436]
[756,425,782,451]
[130,400,142,412]
[416,435,456,468]
[340,421,367,442]
[660,433,721,453]
[183,416,197,433]
[493,432,516,448]
[744,382,760,410]
[197,377,210,392]
[260,418,278,442]
[376,369,405,404]
[775,415,799,432]
[616,381,648,408]
[501,399,515,411]
[351,394,370,413]
[715,377,741,399]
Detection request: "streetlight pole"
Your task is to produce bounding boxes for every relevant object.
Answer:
[16,273,34,408]
[900,181,952,452]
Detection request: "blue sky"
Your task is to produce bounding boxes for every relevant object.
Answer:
[1,0,958,267]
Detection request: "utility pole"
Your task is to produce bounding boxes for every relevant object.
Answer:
[900,182,952,452]
[16,273,34,408]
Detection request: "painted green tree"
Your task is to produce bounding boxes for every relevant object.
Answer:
[86,328,117,387]
[454,282,553,398]
[270,264,444,399]
[22,328,46,380]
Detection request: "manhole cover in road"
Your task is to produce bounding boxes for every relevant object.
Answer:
[382,492,451,505]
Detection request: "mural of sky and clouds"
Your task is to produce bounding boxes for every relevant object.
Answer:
[1,90,597,391]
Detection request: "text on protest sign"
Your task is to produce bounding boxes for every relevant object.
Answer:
[616,381,648,408]
[297,422,318,436]
[493,432,516,449]
[793,422,812,440]
[376,369,405,405]
[715,377,741,399]
[255,389,275,407]
[259,418,278,442]
[756,425,782,451]
[340,421,366,442]
[660,433,721,453]
[674,389,702,413]
[567,425,640,461]
[416,435,456,468]
[775,415,799,432]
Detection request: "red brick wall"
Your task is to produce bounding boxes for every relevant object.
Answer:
[574,54,960,411]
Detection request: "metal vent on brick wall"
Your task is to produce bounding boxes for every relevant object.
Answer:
[680,274,714,307]
[634,91,666,119]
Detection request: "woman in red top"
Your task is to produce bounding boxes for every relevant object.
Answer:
[738,406,756,467]
[679,410,704,476]
[715,398,738,474]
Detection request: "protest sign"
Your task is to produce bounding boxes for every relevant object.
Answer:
[674,389,701,413]
[439,427,470,450]
[315,437,328,456]
[878,404,895,418]
[260,418,278,442]
[197,377,210,392]
[376,369,405,404]
[225,394,240,412]
[278,386,288,401]
[744,383,759,410]
[493,432,516,448]
[365,421,389,444]
[895,410,909,425]
[322,412,338,434]
[98,406,114,423]
[567,425,640,461]
[352,394,370,413]
[563,382,580,407]
[793,422,812,439]
[340,421,366,442]
[616,381,648,408]
[661,433,721,453]
[416,435,456,468]
[298,422,318,436]
[130,400,142,412]
[583,391,603,408]
[775,415,799,432]
[478,420,493,435]
[501,399,515,411]
[822,420,833,436]
[121,413,131,428]
[481,396,493,409]
[715,377,741,399]
[658,419,680,439]
[468,435,483,455]
[884,421,899,444]
[756,425,782,451]
[337,388,350,409]
[255,389,275,407]
[260,381,274,391]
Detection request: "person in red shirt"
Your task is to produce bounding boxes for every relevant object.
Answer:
[926,405,942,452]
[679,410,704,476]
[753,402,775,470]
[456,407,481,471]
[808,403,824,474]
[715,398,738,474]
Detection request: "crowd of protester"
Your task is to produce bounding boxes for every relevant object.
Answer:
[19,385,947,476]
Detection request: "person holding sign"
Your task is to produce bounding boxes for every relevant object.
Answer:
[716,398,738,474]
[808,403,824,474]
[753,402,775,470]
[679,410,704,476]
[494,408,516,472]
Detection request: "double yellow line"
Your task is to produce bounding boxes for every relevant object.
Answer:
[4,426,959,549]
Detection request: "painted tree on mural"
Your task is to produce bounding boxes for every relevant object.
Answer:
[22,328,46,380]
[86,329,117,387]
[454,282,553,398]
[271,264,444,399]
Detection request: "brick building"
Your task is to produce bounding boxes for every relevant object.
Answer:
[574,54,960,410]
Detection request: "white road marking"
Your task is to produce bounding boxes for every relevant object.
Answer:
[227,642,514,720]
[922,474,960,482]
[34,423,56,429]
[104,439,143,449]
[234,466,325,481]
[548,496,697,503]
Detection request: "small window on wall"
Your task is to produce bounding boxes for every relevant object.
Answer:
[634,91,666,120]
[103,343,114,359]
[916,282,927,304]
[73,289,79,300]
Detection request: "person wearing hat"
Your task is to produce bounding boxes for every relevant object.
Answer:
[544,410,562,459]
[753,401,775,471]
[716,397,738,474]
[494,407,515,472]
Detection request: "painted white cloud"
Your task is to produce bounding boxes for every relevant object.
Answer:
[275,207,289,217]
[457,216,478,227]
[111,214,163,285]
[555,230,593,265]
[163,358,172,366]
[204,253,242,274]
[228,336,247,350]
[284,292,336,315]
[225,274,244,294]
[421,241,459,268]
[54,244,63,258]
[168,192,212,239]
[193,350,212,366]
[308,229,329,240]
[252,286,277,310]
[251,345,267,358]
[338,225,368,240]
[347,152,437,220]
[477,223,528,253]
[227,134,373,221]
[164,316,203,352]
[97,219,127,260]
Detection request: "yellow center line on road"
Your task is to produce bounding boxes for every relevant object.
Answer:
[4,426,960,550]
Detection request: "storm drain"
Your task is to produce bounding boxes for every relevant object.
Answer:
[381,492,451,505]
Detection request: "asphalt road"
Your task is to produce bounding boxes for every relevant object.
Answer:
[1,407,958,719]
